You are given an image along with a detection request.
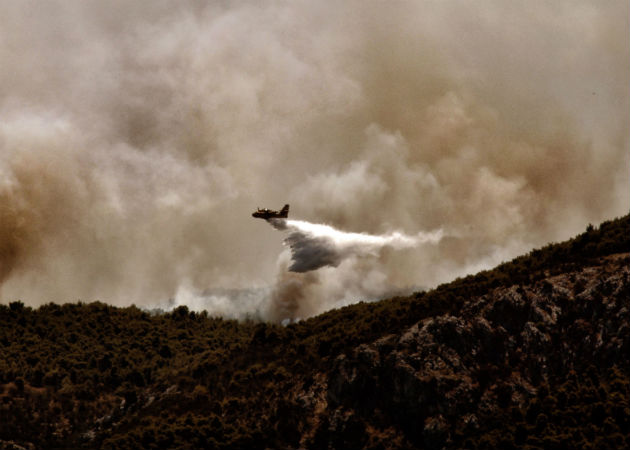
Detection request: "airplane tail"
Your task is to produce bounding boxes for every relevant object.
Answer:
[280,204,289,217]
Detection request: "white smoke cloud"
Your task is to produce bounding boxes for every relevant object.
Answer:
[168,282,270,321]
[0,1,627,319]
[167,218,441,321]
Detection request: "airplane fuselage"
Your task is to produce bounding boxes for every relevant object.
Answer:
[252,204,289,220]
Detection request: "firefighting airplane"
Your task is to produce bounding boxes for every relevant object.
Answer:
[252,204,289,220]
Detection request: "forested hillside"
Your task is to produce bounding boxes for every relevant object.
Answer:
[1,214,629,450]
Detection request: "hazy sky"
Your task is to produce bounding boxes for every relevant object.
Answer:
[1,1,628,319]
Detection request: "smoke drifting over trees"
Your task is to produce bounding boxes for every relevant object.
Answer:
[263,219,442,320]
[0,1,628,319]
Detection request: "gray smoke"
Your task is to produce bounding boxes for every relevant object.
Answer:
[0,1,628,320]
[260,219,442,321]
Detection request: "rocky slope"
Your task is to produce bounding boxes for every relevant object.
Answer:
[310,253,629,449]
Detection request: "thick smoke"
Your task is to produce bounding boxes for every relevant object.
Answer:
[263,219,442,320]
[1,1,628,320]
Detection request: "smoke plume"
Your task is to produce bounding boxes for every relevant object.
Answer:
[0,1,628,320]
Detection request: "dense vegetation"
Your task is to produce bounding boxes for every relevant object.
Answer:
[0,213,628,449]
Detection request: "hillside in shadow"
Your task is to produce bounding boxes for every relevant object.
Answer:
[1,214,629,449]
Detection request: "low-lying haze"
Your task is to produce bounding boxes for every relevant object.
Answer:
[1,0,628,320]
